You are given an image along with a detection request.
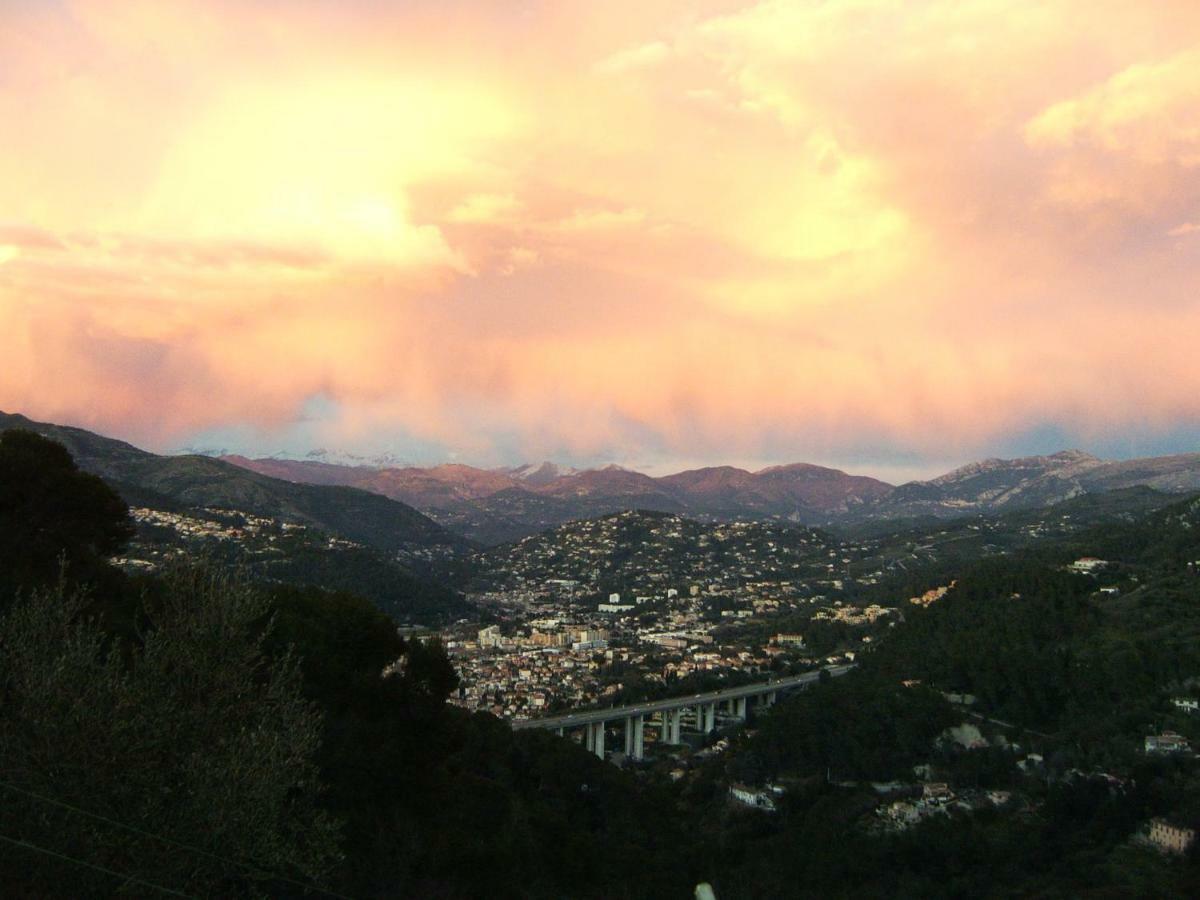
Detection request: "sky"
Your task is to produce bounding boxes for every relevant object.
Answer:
[2,0,1200,481]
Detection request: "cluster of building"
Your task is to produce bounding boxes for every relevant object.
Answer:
[811,603,894,626]
[477,622,611,652]
[443,577,849,719]
[445,606,821,720]
[440,512,915,721]
[468,511,883,601]
[112,506,376,576]
[877,783,1014,830]
[131,506,301,543]
[909,583,954,607]
[114,507,333,570]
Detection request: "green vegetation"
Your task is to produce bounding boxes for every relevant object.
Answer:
[0,412,466,555]
[0,434,695,897]
[691,496,1200,898]
[733,674,958,784]
[0,569,340,896]
[0,429,133,600]
[5,431,1200,897]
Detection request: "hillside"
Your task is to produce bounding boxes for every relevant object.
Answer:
[225,448,1200,544]
[692,491,1200,898]
[11,413,1197,547]
[873,450,1200,520]
[460,509,841,597]
[225,456,895,542]
[0,413,466,556]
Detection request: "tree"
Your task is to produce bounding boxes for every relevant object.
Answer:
[0,429,133,599]
[0,563,340,897]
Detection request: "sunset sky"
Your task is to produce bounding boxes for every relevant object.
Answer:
[3,0,1200,480]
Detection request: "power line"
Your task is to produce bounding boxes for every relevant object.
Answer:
[0,779,354,899]
[0,831,196,898]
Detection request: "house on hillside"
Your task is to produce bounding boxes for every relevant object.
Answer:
[729,784,777,812]
[1146,818,1196,855]
[1145,732,1191,755]
[922,782,954,805]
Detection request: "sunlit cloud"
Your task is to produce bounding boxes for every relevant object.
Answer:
[594,41,672,76]
[2,0,1200,472]
[448,194,522,225]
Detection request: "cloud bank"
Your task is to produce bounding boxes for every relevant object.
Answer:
[2,0,1199,469]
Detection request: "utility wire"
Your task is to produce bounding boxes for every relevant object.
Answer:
[0,831,196,898]
[0,779,354,899]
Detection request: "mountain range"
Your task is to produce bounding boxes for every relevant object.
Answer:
[6,409,1199,547]
[0,412,466,556]
[222,446,1200,544]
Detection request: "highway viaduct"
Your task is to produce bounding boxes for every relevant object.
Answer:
[510,665,854,762]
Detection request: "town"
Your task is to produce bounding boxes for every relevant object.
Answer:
[441,511,906,720]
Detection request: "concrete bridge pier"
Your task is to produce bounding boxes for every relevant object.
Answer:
[624,714,645,760]
[585,721,606,759]
[672,708,683,744]
[508,668,855,767]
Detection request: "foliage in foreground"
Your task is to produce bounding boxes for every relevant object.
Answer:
[0,566,341,897]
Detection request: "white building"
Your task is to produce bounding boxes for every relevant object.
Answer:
[772,633,806,647]
[1145,732,1191,754]
[730,784,776,811]
[598,602,634,613]
[572,639,608,652]
[1147,819,1196,855]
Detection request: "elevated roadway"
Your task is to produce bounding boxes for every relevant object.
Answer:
[511,664,855,760]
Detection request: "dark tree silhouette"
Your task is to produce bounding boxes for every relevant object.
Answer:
[0,429,133,599]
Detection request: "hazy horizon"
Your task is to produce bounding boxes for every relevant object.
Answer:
[5,404,1184,488]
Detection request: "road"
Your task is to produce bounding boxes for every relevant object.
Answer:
[510,664,855,730]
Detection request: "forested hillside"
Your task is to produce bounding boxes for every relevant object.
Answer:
[4,429,1199,897]
[695,496,1200,898]
[0,430,698,897]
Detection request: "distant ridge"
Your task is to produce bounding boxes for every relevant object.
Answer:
[7,411,1196,546]
[873,449,1200,519]
[0,412,466,555]
[221,455,897,543]
[224,447,1200,544]
[499,461,581,486]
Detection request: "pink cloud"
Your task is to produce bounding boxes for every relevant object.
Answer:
[2,1,1199,465]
